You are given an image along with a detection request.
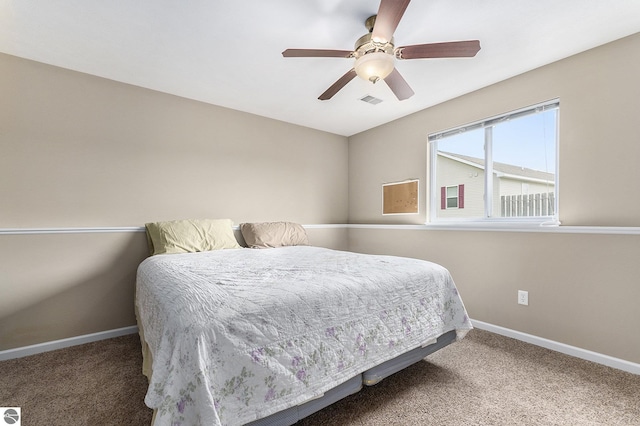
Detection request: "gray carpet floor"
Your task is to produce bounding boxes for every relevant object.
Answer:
[1,328,638,425]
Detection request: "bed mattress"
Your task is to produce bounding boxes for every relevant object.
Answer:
[136,246,472,425]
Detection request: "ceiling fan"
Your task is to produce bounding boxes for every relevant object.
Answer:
[282,0,480,101]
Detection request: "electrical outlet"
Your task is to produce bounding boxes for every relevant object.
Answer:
[518,290,529,306]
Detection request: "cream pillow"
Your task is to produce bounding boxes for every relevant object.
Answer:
[240,222,309,249]
[145,218,241,255]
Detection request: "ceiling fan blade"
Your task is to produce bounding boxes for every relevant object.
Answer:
[282,49,353,58]
[371,0,411,43]
[319,69,357,100]
[396,40,481,59]
[384,68,414,100]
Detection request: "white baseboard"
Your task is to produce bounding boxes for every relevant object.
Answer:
[471,319,640,375]
[3,321,638,376]
[0,326,139,361]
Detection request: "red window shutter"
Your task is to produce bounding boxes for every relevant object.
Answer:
[458,184,465,209]
[440,186,446,209]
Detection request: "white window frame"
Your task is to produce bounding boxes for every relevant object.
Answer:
[446,185,459,209]
[428,100,560,227]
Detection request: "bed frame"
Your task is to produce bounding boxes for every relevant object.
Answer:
[139,326,457,426]
[248,330,456,425]
[247,330,456,425]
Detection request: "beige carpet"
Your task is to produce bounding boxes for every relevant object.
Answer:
[1,329,638,425]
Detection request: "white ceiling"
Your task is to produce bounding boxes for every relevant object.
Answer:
[2,0,640,136]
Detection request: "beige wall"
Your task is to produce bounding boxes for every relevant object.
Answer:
[0,53,349,350]
[348,228,640,364]
[347,33,640,363]
[3,30,639,367]
[1,54,348,228]
[0,232,148,349]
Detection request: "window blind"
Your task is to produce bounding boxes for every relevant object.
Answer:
[428,100,559,142]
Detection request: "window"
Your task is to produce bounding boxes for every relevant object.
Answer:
[429,100,558,223]
[443,185,464,209]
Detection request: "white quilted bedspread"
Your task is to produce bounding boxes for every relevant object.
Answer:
[135,246,472,426]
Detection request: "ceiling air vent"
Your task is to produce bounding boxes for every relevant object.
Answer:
[360,95,383,105]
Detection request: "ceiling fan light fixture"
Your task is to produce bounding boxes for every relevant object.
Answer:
[282,1,479,100]
[354,52,394,83]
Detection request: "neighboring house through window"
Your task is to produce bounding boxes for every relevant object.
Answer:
[429,100,559,223]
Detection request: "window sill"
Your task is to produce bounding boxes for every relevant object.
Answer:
[348,222,640,235]
[425,218,560,232]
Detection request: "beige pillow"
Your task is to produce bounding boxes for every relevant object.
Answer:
[240,222,309,249]
[145,218,241,255]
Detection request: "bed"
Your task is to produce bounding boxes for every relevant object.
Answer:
[135,220,472,426]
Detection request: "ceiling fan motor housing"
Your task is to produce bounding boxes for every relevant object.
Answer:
[354,15,395,57]
[354,15,395,83]
[354,32,395,57]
